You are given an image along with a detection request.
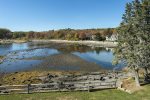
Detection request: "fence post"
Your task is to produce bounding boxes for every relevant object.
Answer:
[88,81,90,92]
[58,82,61,92]
[115,81,117,88]
[115,80,118,88]
[27,84,31,94]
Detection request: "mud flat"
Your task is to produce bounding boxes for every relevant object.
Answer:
[26,53,104,72]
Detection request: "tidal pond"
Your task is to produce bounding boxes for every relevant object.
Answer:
[0,42,124,73]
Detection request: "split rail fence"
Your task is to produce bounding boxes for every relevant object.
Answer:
[0,81,117,94]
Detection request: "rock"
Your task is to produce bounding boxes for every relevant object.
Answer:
[109,76,112,79]
[47,74,55,78]
[126,90,132,94]
[100,77,105,81]
[12,78,16,80]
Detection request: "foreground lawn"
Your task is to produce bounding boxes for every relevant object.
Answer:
[0,85,150,100]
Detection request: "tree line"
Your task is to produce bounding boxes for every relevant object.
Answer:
[0,28,115,41]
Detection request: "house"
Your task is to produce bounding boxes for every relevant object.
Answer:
[91,34,97,40]
[106,34,118,41]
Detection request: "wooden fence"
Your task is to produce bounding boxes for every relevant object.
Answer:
[0,81,117,94]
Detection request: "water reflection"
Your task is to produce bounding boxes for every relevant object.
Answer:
[0,43,29,55]
[0,42,124,73]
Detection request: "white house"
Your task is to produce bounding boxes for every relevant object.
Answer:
[106,34,118,41]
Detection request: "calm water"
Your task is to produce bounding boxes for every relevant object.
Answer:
[0,42,124,73]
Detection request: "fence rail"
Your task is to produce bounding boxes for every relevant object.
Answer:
[0,81,117,94]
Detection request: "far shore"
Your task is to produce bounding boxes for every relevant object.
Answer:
[32,40,118,47]
[0,39,118,47]
[0,39,28,44]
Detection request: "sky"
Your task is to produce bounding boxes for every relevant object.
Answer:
[0,0,132,31]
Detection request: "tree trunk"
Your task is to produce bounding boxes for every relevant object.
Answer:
[134,69,140,87]
[144,67,149,75]
[144,67,150,83]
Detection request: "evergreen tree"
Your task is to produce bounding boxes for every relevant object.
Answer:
[114,0,150,86]
[139,0,150,74]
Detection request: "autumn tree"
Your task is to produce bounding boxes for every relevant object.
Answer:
[12,32,26,39]
[94,32,106,41]
[103,28,114,37]
[26,31,35,39]
[79,33,86,40]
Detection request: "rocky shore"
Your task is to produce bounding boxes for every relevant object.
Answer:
[0,71,129,85]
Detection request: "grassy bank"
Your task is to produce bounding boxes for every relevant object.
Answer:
[0,84,150,100]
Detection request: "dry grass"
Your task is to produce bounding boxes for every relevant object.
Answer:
[122,77,143,92]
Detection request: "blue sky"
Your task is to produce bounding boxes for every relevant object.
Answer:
[0,0,132,31]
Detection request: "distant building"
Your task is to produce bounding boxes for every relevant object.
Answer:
[91,34,97,40]
[106,34,118,41]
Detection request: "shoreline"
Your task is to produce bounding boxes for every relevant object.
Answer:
[32,39,118,47]
[0,39,28,44]
[0,39,117,47]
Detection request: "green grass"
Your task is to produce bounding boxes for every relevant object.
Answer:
[0,85,150,100]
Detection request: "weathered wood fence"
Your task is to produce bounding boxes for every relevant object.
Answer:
[0,81,117,94]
